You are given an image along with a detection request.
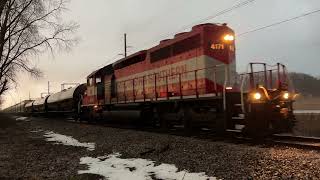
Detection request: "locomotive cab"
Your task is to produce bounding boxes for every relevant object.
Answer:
[81,65,114,121]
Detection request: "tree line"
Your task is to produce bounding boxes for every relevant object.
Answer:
[289,72,320,96]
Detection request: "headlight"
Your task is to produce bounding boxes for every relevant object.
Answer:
[253,92,262,100]
[283,92,289,100]
[223,34,234,41]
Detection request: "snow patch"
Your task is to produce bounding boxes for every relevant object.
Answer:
[78,153,216,180]
[15,117,30,121]
[44,131,95,151]
[30,129,43,133]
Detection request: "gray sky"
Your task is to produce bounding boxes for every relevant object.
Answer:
[3,0,320,108]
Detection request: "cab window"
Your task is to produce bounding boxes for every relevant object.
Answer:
[88,78,94,86]
[96,77,102,84]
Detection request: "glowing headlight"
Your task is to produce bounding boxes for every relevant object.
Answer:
[253,92,262,100]
[283,92,289,99]
[94,105,98,109]
[224,34,234,41]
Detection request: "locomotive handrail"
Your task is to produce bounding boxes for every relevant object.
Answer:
[115,64,223,84]
[111,64,227,104]
[239,68,278,76]
[239,62,294,114]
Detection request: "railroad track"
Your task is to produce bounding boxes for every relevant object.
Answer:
[44,116,320,150]
[269,134,320,150]
[226,130,320,150]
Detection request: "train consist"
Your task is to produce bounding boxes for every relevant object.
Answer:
[3,23,296,135]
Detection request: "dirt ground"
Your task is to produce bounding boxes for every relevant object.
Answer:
[1,114,320,179]
[0,114,102,179]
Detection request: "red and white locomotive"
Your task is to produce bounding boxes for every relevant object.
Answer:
[3,23,295,135]
[81,23,296,135]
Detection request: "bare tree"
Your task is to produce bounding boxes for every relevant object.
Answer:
[0,0,78,97]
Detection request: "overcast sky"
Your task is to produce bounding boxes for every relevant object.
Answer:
[3,0,320,108]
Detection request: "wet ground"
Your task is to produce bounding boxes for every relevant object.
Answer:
[1,114,320,179]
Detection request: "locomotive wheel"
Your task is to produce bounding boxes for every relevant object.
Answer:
[271,116,296,133]
[214,112,226,134]
[160,114,168,131]
[151,107,160,128]
[243,104,272,137]
[182,106,193,135]
[139,108,153,127]
[88,109,96,124]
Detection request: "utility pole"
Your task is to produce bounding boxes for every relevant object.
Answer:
[124,33,127,58]
[29,92,31,100]
[47,81,50,95]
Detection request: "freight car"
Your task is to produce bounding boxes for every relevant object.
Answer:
[2,100,33,115]
[46,84,86,116]
[4,84,86,117]
[81,23,296,135]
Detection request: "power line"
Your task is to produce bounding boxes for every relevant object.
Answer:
[92,0,258,71]
[237,9,320,37]
[139,0,258,48]
[92,33,134,71]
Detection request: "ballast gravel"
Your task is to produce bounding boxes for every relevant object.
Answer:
[0,114,320,179]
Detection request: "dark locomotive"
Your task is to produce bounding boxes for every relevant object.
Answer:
[3,23,296,135]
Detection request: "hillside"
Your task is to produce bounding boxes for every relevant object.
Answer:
[289,72,320,96]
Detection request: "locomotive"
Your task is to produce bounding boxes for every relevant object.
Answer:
[3,23,296,135]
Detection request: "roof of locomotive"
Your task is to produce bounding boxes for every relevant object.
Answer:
[149,23,233,52]
[87,23,233,76]
[112,50,147,70]
[87,64,113,78]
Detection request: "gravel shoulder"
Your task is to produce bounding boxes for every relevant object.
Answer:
[1,114,320,179]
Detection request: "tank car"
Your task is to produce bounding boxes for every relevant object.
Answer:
[46,84,86,116]
[32,97,48,114]
[2,100,33,115]
[25,101,34,113]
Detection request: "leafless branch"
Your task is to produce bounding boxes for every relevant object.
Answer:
[0,0,78,97]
